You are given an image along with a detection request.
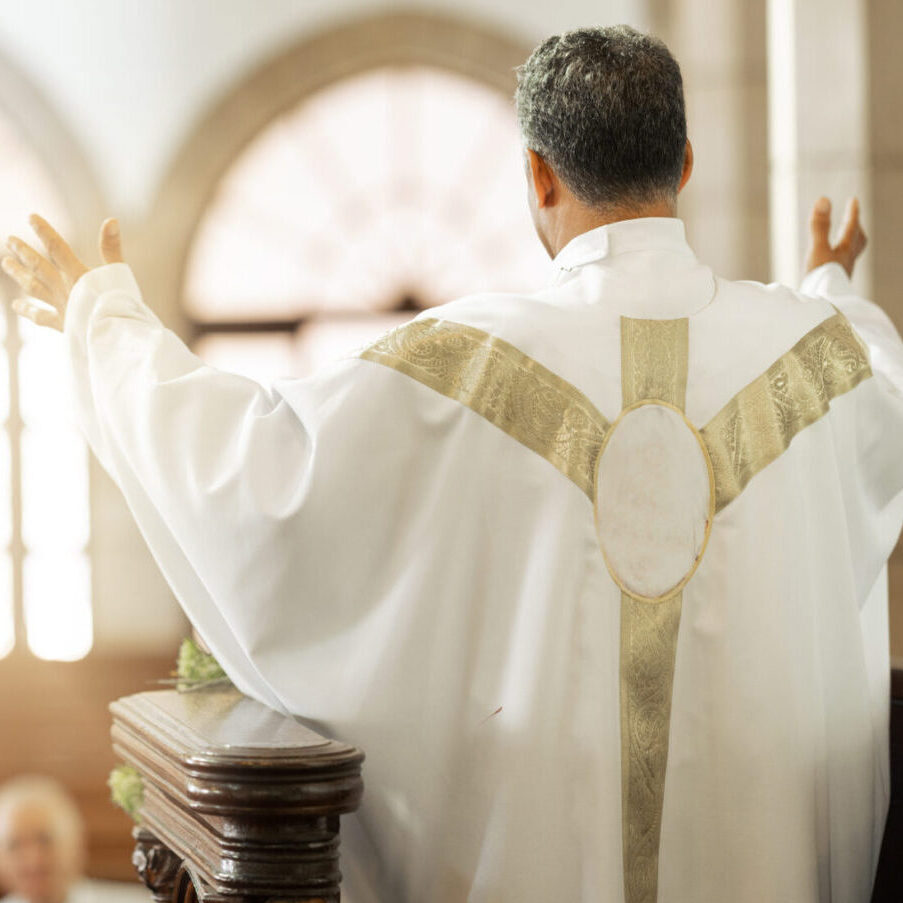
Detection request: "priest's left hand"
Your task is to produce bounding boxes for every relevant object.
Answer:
[1,215,125,332]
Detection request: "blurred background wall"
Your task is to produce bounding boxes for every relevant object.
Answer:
[0,0,898,883]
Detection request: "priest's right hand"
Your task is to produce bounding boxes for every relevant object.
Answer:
[2,215,125,332]
[805,196,867,279]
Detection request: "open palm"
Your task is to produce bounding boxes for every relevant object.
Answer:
[2,215,125,331]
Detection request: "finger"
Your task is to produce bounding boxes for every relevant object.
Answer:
[10,297,63,332]
[836,197,861,249]
[29,213,87,286]
[808,196,832,251]
[1,256,60,307]
[99,217,124,264]
[6,235,66,294]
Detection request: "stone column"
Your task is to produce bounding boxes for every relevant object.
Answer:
[654,0,770,282]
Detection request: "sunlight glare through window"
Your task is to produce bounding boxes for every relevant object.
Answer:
[20,427,90,551]
[23,552,92,661]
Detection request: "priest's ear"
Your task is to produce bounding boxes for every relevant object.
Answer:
[526,149,559,209]
[99,218,125,265]
[677,140,694,194]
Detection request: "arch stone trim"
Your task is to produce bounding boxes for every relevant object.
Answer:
[0,54,106,251]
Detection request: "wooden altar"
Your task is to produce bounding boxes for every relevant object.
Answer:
[109,688,364,903]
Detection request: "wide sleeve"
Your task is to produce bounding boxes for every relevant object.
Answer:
[63,263,413,713]
[801,262,903,602]
[801,262,903,395]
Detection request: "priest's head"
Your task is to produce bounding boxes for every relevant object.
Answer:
[515,25,693,257]
[0,777,85,903]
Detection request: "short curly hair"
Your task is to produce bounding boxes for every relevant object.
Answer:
[515,25,687,210]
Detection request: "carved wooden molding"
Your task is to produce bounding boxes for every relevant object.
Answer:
[111,688,363,902]
[132,827,182,902]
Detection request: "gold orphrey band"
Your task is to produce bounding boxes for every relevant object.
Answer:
[617,316,689,903]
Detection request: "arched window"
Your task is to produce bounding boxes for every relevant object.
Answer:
[149,12,545,385]
[186,63,550,381]
[0,61,105,661]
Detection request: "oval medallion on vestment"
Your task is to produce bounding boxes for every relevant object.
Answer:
[594,401,714,601]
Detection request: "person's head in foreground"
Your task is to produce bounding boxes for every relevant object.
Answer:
[515,24,693,257]
[0,777,85,903]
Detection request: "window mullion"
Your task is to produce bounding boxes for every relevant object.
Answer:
[4,289,24,649]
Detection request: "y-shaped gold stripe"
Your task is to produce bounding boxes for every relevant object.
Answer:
[616,317,690,903]
[360,317,610,499]
[360,309,874,903]
[700,311,872,512]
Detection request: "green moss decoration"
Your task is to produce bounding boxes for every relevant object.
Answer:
[108,764,143,821]
[176,636,231,692]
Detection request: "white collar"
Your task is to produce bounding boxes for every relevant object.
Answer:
[548,216,717,317]
[552,217,695,274]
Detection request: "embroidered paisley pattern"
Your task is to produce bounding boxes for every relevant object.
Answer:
[360,317,610,499]
[620,590,683,903]
[701,312,872,512]
[616,317,690,903]
[621,317,689,409]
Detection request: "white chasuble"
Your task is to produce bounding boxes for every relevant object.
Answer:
[63,218,903,903]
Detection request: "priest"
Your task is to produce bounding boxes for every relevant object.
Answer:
[4,24,902,903]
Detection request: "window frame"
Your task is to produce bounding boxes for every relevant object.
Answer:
[0,53,106,659]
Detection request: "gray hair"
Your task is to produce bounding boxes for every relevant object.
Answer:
[0,775,84,847]
[515,25,687,210]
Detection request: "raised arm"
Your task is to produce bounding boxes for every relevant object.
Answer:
[2,218,314,707]
[801,196,903,394]
[800,198,903,602]
[1,217,406,713]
